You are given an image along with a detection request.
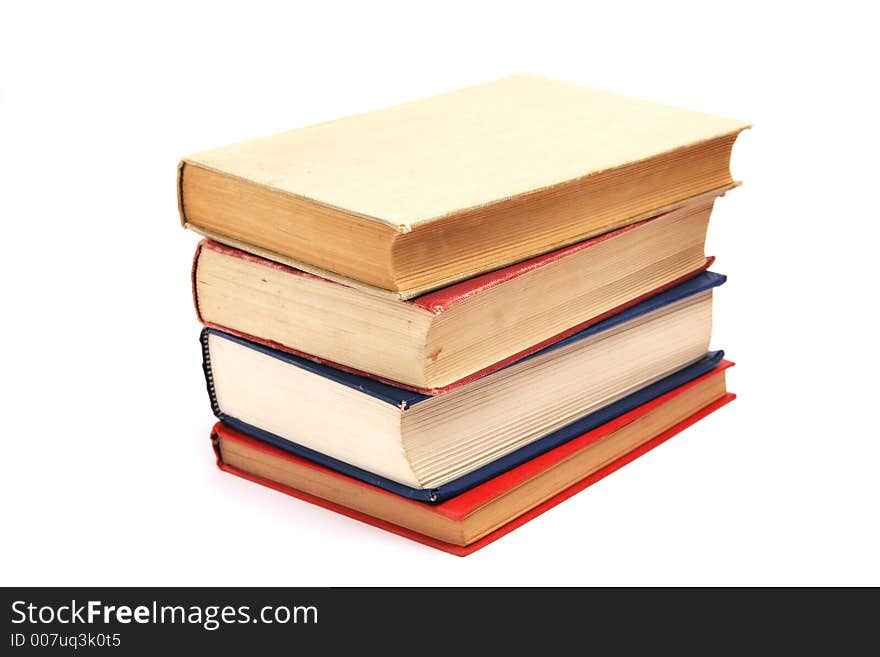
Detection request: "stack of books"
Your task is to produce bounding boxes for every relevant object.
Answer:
[178,74,749,555]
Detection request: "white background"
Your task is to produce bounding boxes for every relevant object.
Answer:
[2,1,878,586]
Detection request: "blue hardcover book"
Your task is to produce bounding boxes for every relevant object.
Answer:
[201,271,726,502]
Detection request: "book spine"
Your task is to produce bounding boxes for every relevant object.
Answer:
[210,427,224,466]
[177,161,188,228]
[191,240,205,324]
[199,329,222,418]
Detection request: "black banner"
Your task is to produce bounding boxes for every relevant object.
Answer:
[1,588,871,652]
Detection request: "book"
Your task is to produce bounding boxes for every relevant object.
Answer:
[178,74,749,298]
[194,197,716,392]
[211,360,735,554]
[201,271,726,500]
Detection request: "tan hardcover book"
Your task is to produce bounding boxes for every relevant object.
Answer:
[178,74,749,298]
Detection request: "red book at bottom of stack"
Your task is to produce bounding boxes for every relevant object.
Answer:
[210,361,734,555]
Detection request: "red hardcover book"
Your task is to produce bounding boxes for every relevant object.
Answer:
[193,196,718,394]
[211,361,735,555]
